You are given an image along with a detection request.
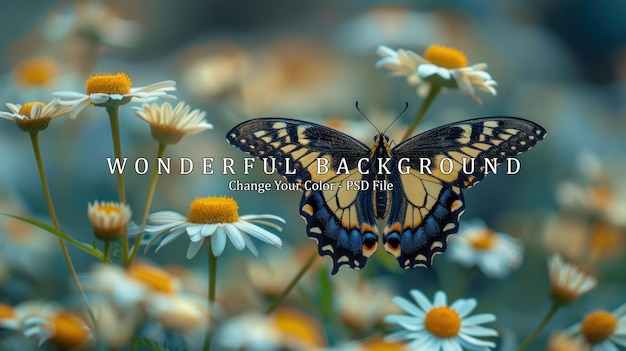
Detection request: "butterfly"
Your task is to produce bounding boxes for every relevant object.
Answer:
[226,116,546,274]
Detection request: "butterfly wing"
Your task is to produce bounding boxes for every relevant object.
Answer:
[226,118,379,274]
[384,117,547,269]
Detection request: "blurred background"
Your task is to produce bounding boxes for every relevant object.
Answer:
[0,0,625,350]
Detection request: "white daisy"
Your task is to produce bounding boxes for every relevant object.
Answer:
[548,253,597,305]
[144,196,283,259]
[53,72,176,118]
[84,263,172,310]
[567,303,626,351]
[376,44,497,104]
[43,0,141,47]
[556,151,626,228]
[217,309,326,350]
[145,293,208,332]
[217,313,282,351]
[546,331,585,351]
[447,220,523,278]
[84,262,207,348]
[22,313,93,349]
[0,301,61,331]
[87,200,132,241]
[0,99,71,132]
[385,290,498,351]
[335,275,401,331]
[134,101,213,144]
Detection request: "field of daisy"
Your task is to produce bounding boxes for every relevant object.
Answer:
[0,1,625,351]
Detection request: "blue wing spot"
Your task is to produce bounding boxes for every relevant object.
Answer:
[432,204,448,221]
[299,190,374,274]
[424,217,439,236]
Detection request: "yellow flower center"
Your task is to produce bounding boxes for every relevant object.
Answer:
[424,306,461,338]
[589,220,623,261]
[86,73,132,95]
[423,44,468,69]
[187,196,239,224]
[468,229,498,250]
[96,204,122,215]
[587,185,614,211]
[48,314,91,349]
[580,310,617,344]
[126,262,178,294]
[14,56,57,86]
[0,304,14,318]
[363,338,408,351]
[88,201,130,241]
[18,101,46,116]
[272,308,326,348]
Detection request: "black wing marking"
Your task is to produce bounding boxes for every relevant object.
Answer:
[384,117,546,269]
[226,118,379,273]
[393,117,547,189]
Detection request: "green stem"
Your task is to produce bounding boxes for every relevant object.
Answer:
[28,132,94,323]
[265,251,317,315]
[204,242,218,351]
[318,266,336,346]
[106,106,128,264]
[103,241,111,264]
[128,143,167,263]
[515,302,561,351]
[400,84,441,142]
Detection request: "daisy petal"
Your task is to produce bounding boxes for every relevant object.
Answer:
[211,231,227,256]
[225,224,246,250]
[392,296,426,317]
[186,240,205,259]
[234,221,282,247]
[410,290,433,312]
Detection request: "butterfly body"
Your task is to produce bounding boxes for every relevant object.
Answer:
[226,117,546,274]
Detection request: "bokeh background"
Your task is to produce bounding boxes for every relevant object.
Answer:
[0,0,625,350]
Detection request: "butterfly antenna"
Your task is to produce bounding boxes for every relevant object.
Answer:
[355,101,380,134]
[383,102,409,135]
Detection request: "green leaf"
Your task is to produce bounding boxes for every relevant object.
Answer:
[131,337,168,351]
[3,214,104,260]
[318,267,336,345]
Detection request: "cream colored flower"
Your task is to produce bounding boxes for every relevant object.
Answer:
[43,0,141,47]
[376,44,497,103]
[556,151,626,227]
[217,308,326,350]
[87,201,132,241]
[85,262,207,347]
[145,293,208,332]
[53,72,176,118]
[0,99,71,132]
[145,196,283,259]
[134,102,213,144]
[548,253,597,305]
[567,303,626,351]
[23,313,93,349]
[447,220,523,278]
[546,331,585,351]
[335,276,400,331]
